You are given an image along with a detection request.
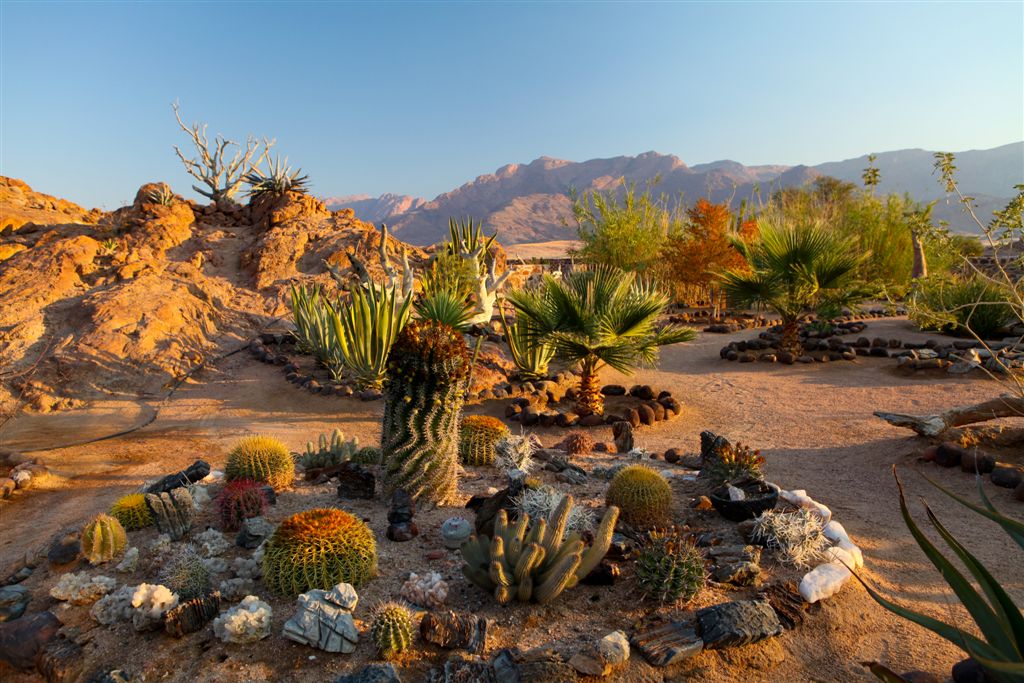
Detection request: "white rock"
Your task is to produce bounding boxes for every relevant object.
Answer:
[196,528,230,557]
[218,577,256,601]
[325,583,359,612]
[281,588,359,653]
[780,489,832,525]
[130,583,179,631]
[823,546,858,567]
[213,595,272,643]
[799,561,851,603]
[189,485,211,511]
[11,470,31,489]
[148,534,172,554]
[91,585,135,625]
[726,485,746,501]
[116,547,139,573]
[232,557,262,580]
[823,520,863,568]
[203,557,229,574]
[201,470,225,483]
[400,572,447,609]
[50,572,117,605]
[598,630,630,665]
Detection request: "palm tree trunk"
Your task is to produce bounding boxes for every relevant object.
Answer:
[575,360,604,416]
[911,229,928,279]
[781,318,802,357]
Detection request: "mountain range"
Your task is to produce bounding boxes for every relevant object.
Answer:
[323,142,1023,247]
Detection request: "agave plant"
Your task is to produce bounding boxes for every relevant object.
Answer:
[331,283,413,389]
[718,221,865,356]
[146,186,176,205]
[507,265,695,415]
[289,283,345,375]
[245,155,310,199]
[855,467,1023,682]
[415,288,474,331]
[446,216,496,266]
[500,306,554,381]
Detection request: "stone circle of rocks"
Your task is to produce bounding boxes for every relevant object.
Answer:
[505,383,683,430]
[1,449,52,501]
[921,441,1024,503]
[702,307,902,334]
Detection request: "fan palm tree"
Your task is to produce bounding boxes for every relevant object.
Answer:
[506,266,696,416]
[718,222,865,357]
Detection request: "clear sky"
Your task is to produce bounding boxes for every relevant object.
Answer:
[1,1,1021,209]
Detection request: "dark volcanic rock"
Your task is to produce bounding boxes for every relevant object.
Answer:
[336,462,376,499]
[144,459,210,494]
[697,600,783,649]
[631,621,703,666]
[0,610,61,670]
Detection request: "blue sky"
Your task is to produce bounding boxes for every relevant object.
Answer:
[1,1,1021,209]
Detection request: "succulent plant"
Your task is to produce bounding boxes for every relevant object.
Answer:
[563,431,594,456]
[146,186,175,205]
[244,155,310,198]
[380,320,470,506]
[751,508,829,569]
[512,486,595,536]
[262,508,377,595]
[214,479,268,532]
[703,442,765,486]
[110,493,155,531]
[300,429,359,470]
[460,494,619,604]
[459,415,511,466]
[605,464,674,528]
[159,545,212,600]
[370,602,415,660]
[353,446,382,466]
[81,513,127,564]
[494,433,541,476]
[225,435,295,491]
[634,528,707,604]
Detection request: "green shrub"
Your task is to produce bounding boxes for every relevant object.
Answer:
[911,276,1014,340]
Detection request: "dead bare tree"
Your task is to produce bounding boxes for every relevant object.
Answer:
[171,101,274,207]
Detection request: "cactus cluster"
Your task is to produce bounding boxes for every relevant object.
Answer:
[563,431,594,456]
[159,545,212,600]
[703,442,765,486]
[634,528,707,604]
[605,464,674,528]
[214,479,268,532]
[110,493,154,531]
[458,415,511,466]
[225,435,295,491]
[460,494,619,604]
[300,429,360,469]
[262,508,377,595]
[370,602,415,660]
[380,320,470,506]
[81,513,127,565]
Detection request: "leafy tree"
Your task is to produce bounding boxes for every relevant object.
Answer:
[569,180,684,273]
[506,266,695,416]
[719,222,866,356]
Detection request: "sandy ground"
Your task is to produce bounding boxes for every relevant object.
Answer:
[1,318,1022,682]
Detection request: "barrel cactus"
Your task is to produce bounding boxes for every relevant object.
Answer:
[110,493,154,531]
[635,528,707,604]
[81,513,127,564]
[380,320,470,506]
[460,494,619,604]
[160,545,212,600]
[370,602,414,659]
[225,434,295,491]
[215,479,268,532]
[605,464,673,528]
[459,415,511,466]
[262,508,377,595]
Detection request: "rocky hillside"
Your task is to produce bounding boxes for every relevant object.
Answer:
[325,143,1023,245]
[0,178,426,414]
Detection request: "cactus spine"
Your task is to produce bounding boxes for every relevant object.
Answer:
[605,464,673,528]
[458,415,510,466]
[81,513,127,564]
[459,494,619,604]
[380,320,470,506]
[110,493,155,531]
[225,434,295,491]
[370,602,415,659]
[300,429,359,469]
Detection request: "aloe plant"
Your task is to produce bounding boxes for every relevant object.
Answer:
[245,155,310,198]
[856,466,1024,682]
[500,306,554,381]
[289,284,344,374]
[331,284,412,389]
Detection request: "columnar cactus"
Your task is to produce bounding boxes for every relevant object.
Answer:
[81,513,127,565]
[380,320,470,506]
[460,494,619,604]
[370,602,415,659]
[458,415,511,466]
[110,493,155,531]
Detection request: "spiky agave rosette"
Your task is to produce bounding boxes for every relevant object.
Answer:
[380,320,470,506]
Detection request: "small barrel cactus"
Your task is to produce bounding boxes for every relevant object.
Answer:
[110,493,154,531]
[605,464,673,528]
[159,545,212,600]
[635,528,707,603]
[81,513,127,564]
[370,602,414,659]
[262,508,377,595]
[458,415,511,466]
[225,435,295,491]
[215,479,268,532]
[563,431,594,456]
